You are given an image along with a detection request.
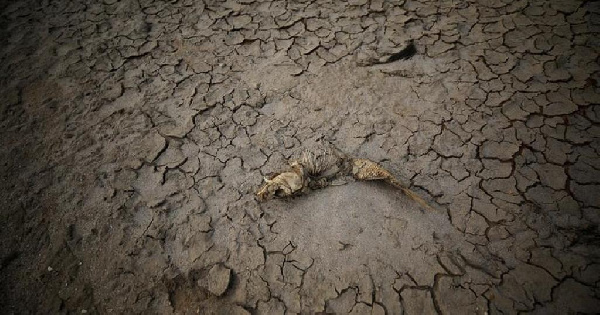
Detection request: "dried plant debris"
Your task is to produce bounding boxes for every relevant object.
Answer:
[257,147,434,211]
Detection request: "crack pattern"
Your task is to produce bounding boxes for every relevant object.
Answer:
[0,0,599,313]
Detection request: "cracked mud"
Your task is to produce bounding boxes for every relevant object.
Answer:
[1,0,599,313]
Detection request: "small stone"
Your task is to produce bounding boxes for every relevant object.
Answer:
[47,266,53,272]
[205,264,231,296]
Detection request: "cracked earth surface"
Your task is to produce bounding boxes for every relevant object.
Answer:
[1,0,599,313]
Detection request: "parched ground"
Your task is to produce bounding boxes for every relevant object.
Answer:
[1,0,599,313]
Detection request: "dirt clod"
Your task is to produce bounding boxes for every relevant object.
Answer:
[203,265,231,297]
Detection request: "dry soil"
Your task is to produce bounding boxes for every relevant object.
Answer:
[1,0,599,314]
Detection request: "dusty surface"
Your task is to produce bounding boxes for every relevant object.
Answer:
[1,0,599,313]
